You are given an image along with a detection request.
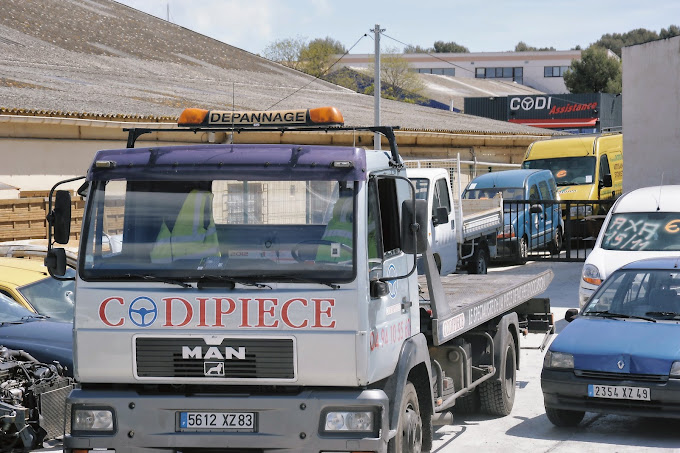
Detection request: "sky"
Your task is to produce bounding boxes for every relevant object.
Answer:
[114,0,680,56]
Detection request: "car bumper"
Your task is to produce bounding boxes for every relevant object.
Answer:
[542,368,680,419]
[64,387,390,453]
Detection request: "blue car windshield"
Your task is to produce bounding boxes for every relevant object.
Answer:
[584,268,680,320]
[602,212,680,251]
[464,187,523,200]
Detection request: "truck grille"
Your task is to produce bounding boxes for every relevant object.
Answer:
[135,337,295,380]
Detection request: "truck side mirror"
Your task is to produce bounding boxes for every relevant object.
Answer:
[565,308,579,323]
[50,190,72,244]
[432,206,448,226]
[600,174,613,188]
[529,204,544,214]
[370,278,390,298]
[401,199,428,254]
[44,248,67,277]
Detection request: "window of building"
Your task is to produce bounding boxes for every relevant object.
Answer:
[416,68,455,76]
[544,66,569,77]
[475,67,523,84]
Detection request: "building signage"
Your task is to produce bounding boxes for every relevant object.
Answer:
[508,95,598,120]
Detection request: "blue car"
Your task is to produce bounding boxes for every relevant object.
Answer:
[542,257,680,426]
[463,169,563,263]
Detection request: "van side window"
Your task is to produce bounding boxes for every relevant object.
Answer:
[600,155,611,180]
[538,180,551,200]
[529,184,540,201]
[433,178,451,214]
[367,180,384,263]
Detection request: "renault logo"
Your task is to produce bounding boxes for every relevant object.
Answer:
[617,360,625,370]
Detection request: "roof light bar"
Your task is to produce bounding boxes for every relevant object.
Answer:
[177,107,344,128]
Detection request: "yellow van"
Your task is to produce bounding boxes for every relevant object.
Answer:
[521,133,623,234]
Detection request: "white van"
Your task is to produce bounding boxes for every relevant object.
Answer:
[578,185,680,308]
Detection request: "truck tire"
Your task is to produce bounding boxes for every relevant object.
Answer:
[467,247,488,274]
[545,407,585,427]
[479,334,516,416]
[548,227,563,255]
[389,382,423,453]
[515,237,528,264]
[454,388,481,414]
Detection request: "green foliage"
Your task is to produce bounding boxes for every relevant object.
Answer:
[299,37,347,78]
[262,36,307,70]
[403,44,433,53]
[593,27,675,56]
[660,25,680,39]
[433,41,469,53]
[514,41,556,52]
[563,46,621,94]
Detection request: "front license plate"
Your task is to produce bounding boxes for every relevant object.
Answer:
[177,412,257,431]
[588,384,650,401]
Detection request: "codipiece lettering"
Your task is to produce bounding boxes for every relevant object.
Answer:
[98,296,336,329]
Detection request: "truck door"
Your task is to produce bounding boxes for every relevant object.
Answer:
[431,177,457,275]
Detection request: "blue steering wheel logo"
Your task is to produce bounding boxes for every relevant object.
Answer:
[388,264,398,299]
[129,296,158,327]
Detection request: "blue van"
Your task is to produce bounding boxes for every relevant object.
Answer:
[463,169,563,263]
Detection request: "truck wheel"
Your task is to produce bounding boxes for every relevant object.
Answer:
[515,237,528,264]
[454,388,481,414]
[467,247,488,274]
[479,334,516,416]
[548,227,563,255]
[545,407,585,427]
[389,382,423,453]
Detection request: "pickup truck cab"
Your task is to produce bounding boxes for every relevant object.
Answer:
[407,168,503,274]
[463,169,563,263]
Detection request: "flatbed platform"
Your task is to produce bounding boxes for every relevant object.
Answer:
[418,269,553,345]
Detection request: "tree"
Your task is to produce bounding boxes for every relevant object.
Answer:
[514,41,556,52]
[433,41,469,53]
[660,25,680,39]
[563,46,621,94]
[404,44,433,53]
[262,37,307,71]
[364,48,424,100]
[594,28,659,57]
[298,37,346,78]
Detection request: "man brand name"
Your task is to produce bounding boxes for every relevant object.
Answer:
[182,346,246,360]
[209,109,306,125]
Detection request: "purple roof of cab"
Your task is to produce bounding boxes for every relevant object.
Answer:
[87,144,368,181]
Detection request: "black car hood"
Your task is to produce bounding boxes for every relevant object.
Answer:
[0,319,73,376]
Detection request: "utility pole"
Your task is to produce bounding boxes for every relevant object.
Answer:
[373,24,384,150]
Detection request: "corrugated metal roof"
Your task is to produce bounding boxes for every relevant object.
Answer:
[0,0,557,137]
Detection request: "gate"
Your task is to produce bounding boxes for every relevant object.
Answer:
[501,199,616,262]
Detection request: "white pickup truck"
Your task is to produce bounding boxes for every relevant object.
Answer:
[407,167,503,274]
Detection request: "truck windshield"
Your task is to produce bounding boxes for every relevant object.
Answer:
[601,212,680,251]
[80,179,357,283]
[522,157,596,186]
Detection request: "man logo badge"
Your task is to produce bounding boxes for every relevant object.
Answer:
[204,362,225,376]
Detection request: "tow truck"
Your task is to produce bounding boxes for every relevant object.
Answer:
[45,106,552,452]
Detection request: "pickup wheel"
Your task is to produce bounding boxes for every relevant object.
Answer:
[467,247,488,274]
[548,227,563,255]
[515,237,528,264]
[545,407,585,427]
[479,334,516,416]
[389,382,423,453]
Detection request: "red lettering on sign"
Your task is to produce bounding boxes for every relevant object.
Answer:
[213,297,236,327]
[256,298,279,328]
[99,297,125,327]
[239,298,255,327]
[312,298,335,328]
[281,298,308,328]
[197,297,209,327]
[162,297,193,327]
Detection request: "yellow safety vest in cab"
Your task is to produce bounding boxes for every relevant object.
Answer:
[150,189,221,263]
[316,191,354,262]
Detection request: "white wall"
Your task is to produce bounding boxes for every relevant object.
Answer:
[622,36,680,192]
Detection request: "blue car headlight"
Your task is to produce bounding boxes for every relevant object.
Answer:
[671,361,680,378]
[543,350,574,370]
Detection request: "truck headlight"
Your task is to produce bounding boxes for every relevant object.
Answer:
[323,409,375,433]
[543,350,574,369]
[72,407,115,433]
[570,205,593,218]
[671,362,680,378]
[582,264,602,286]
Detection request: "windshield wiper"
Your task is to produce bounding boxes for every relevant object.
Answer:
[268,274,341,290]
[586,310,656,322]
[124,274,192,288]
[21,314,50,320]
[645,311,680,319]
[196,275,271,290]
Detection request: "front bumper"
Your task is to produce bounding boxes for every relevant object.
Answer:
[65,387,390,453]
[542,368,680,419]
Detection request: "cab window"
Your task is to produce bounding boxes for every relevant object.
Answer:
[600,155,611,180]
[538,180,551,200]
[529,184,540,201]
[433,178,451,214]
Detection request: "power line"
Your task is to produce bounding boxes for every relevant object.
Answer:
[380,32,475,75]
[266,34,369,111]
